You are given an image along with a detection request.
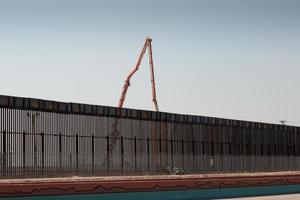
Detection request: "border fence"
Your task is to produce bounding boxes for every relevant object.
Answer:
[0,95,300,179]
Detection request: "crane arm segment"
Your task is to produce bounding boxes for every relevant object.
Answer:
[103,37,159,168]
[117,38,148,109]
[118,37,159,111]
[147,40,159,111]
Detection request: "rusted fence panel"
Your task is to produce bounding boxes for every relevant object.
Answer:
[0,94,299,178]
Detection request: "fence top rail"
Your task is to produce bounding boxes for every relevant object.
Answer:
[0,94,299,130]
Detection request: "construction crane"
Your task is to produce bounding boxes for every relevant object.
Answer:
[104,37,159,170]
[118,37,159,111]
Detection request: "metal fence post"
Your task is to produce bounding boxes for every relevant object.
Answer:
[202,141,205,172]
[159,136,162,174]
[192,140,195,173]
[106,135,110,174]
[59,133,62,171]
[121,136,124,174]
[134,136,137,173]
[41,132,45,175]
[229,143,232,173]
[171,136,174,172]
[2,130,6,177]
[147,137,150,174]
[261,144,263,172]
[22,131,26,176]
[92,134,95,175]
[76,134,79,175]
[182,139,185,170]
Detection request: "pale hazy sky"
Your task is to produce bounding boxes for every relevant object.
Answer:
[0,0,299,126]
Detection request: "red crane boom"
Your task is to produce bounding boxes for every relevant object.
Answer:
[118,37,159,111]
[104,37,159,169]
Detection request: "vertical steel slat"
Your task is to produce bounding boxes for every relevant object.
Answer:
[7,108,10,178]
[92,134,95,175]
[2,130,6,177]
[59,132,62,170]
[192,140,195,172]
[7,109,10,178]
[76,133,79,175]
[182,139,185,170]
[147,137,150,174]
[106,135,109,174]
[22,131,26,174]
[171,136,174,171]
[41,132,45,175]
[121,136,124,174]
[159,136,162,173]
[134,136,137,173]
